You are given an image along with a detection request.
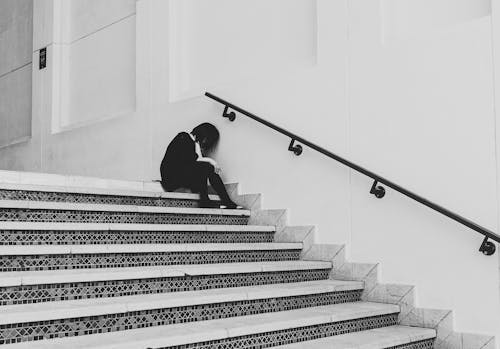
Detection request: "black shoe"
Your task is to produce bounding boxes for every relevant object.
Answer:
[199,200,220,209]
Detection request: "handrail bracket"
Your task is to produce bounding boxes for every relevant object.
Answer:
[479,237,496,256]
[370,180,386,199]
[288,139,303,156]
[222,106,236,122]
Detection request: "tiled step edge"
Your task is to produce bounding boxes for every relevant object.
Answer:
[0,243,302,256]
[0,170,206,194]
[1,303,402,349]
[0,261,331,287]
[0,280,364,325]
[0,182,220,201]
[0,201,250,216]
[272,325,436,348]
[0,222,274,232]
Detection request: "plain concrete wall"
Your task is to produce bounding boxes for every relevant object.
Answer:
[348,0,499,338]
[0,0,150,179]
[0,0,33,148]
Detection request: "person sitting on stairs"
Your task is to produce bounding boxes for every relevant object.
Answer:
[160,122,242,209]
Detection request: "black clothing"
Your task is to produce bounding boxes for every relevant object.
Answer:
[160,132,233,206]
[161,132,198,190]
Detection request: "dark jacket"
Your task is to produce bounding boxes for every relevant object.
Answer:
[160,132,198,185]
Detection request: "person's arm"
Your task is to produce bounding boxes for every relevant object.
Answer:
[191,136,219,168]
[163,132,199,165]
[197,156,217,166]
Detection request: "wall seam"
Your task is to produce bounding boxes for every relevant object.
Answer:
[0,61,32,80]
[346,0,353,259]
[490,4,500,233]
[63,12,136,46]
[488,2,500,331]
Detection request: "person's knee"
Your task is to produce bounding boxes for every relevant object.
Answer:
[198,162,215,175]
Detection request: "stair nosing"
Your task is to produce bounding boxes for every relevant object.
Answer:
[0,242,303,256]
[0,200,251,216]
[271,326,437,349]
[0,261,333,287]
[0,303,406,349]
[0,292,387,327]
[0,221,274,232]
[0,182,221,201]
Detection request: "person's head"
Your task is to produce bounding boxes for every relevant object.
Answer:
[191,123,220,152]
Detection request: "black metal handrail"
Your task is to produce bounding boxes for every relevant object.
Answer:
[206,91,500,256]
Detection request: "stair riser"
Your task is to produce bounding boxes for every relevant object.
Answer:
[163,334,433,349]
[0,230,274,245]
[0,269,330,306]
[0,291,363,345]
[0,250,301,272]
[0,209,248,225]
[0,189,206,208]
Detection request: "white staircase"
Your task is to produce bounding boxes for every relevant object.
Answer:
[0,174,436,348]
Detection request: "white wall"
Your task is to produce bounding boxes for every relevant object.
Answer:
[151,0,500,338]
[0,0,499,340]
[491,0,500,341]
[0,0,33,148]
[58,0,136,130]
[0,0,151,179]
[348,0,500,337]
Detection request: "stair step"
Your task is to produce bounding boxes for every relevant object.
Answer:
[0,201,250,225]
[0,303,403,348]
[0,222,274,231]
[0,282,367,345]
[0,261,331,306]
[0,170,235,195]
[0,183,221,208]
[272,326,436,348]
[0,222,275,245]
[0,242,300,255]
[0,260,330,287]
[0,243,303,272]
[0,280,363,324]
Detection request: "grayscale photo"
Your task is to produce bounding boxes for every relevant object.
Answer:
[0,0,498,348]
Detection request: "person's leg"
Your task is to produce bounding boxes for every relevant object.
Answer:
[207,171,238,208]
[192,162,215,207]
[193,162,239,208]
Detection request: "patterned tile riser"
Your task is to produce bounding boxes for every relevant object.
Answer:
[0,189,205,208]
[0,230,274,245]
[164,337,434,349]
[0,209,248,225]
[0,269,330,306]
[0,250,301,272]
[160,314,402,349]
[0,291,363,345]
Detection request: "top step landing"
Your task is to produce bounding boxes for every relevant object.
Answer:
[0,170,232,207]
[0,170,234,195]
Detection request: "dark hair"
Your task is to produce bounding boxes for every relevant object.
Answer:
[191,123,220,152]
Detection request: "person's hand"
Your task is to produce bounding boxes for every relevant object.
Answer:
[214,164,222,175]
[198,157,220,173]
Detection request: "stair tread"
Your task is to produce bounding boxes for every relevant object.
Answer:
[0,182,221,200]
[0,242,302,256]
[0,221,274,231]
[0,242,302,255]
[0,261,332,287]
[273,326,436,348]
[0,170,226,194]
[1,302,404,349]
[0,200,251,216]
[0,280,366,324]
